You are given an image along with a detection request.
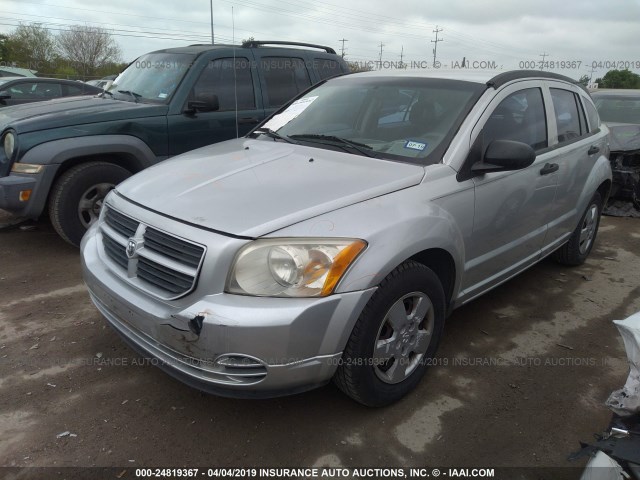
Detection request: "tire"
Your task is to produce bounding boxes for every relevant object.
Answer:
[553,192,603,266]
[333,261,446,407]
[49,161,131,247]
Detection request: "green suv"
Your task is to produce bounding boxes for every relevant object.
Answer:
[0,41,348,245]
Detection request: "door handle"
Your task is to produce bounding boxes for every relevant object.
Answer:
[540,163,559,175]
[238,117,259,125]
[588,145,600,155]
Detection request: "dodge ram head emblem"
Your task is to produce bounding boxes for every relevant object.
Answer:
[126,239,138,258]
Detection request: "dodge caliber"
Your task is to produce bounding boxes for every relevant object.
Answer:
[81,70,612,406]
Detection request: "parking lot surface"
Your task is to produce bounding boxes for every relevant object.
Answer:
[1,210,639,477]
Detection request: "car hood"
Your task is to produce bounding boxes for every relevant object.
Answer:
[0,96,167,134]
[607,123,640,152]
[116,138,426,237]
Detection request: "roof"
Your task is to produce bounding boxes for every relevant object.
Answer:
[149,41,338,56]
[0,66,37,77]
[591,89,640,97]
[347,69,581,88]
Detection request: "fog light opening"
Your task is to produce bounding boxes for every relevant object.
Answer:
[19,190,32,202]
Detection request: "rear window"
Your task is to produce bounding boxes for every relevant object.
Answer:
[550,88,583,143]
[314,59,342,80]
[583,98,601,131]
[260,57,312,107]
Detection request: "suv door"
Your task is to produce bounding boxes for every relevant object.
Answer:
[167,54,264,155]
[541,83,607,251]
[461,82,557,297]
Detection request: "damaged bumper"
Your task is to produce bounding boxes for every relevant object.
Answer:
[81,225,375,398]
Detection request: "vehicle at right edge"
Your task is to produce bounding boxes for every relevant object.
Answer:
[81,70,612,407]
[591,89,640,212]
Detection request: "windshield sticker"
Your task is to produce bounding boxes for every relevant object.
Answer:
[263,96,319,131]
[158,93,168,99]
[405,140,427,151]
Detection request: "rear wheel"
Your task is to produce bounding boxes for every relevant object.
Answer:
[49,161,131,246]
[334,261,445,407]
[553,192,603,266]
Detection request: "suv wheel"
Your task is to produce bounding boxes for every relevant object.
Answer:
[49,162,131,246]
[553,192,603,266]
[333,261,445,407]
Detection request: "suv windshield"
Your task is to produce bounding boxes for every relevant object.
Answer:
[107,53,195,104]
[261,76,484,163]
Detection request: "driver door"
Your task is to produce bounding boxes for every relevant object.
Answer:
[461,82,558,298]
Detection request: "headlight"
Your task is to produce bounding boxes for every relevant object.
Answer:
[3,131,15,159]
[227,238,367,297]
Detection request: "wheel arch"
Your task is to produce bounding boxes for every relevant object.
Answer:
[409,248,457,314]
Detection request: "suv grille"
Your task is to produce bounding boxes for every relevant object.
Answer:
[101,207,205,299]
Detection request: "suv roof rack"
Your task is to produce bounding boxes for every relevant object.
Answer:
[488,70,581,89]
[241,40,336,54]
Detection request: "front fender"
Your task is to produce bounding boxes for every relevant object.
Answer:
[18,135,161,169]
[270,183,468,299]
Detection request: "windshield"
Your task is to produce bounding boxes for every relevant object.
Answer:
[260,76,484,163]
[107,53,195,104]
[593,95,640,124]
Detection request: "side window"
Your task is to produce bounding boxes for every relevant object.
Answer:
[8,82,39,99]
[34,82,61,98]
[314,58,341,80]
[189,57,256,111]
[63,84,84,96]
[583,98,601,132]
[550,88,583,143]
[260,57,311,107]
[484,88,547,151]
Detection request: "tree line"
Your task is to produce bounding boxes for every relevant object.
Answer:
[0,23,125,80]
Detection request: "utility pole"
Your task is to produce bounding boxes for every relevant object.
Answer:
[588,65,597,83]
[338,38,348,58]
[378,42,385,69]
[210,0,214,44]
[539,52,549,69]
[431,26,443,68]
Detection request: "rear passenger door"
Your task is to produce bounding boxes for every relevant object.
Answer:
[167,55,264,155]
[255,55,313,118]
[541,83,604,251]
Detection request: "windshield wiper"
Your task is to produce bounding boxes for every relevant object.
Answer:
[100,90,114,98]
[117,90,142,103]
[288,134,376,157]
[253,127,295,144]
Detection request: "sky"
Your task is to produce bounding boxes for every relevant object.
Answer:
[1,0,640,81]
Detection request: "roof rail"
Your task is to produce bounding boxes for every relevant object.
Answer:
[242,40,336,54]
[488,70,580,89]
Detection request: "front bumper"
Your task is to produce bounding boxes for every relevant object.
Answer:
[81,215,375,398]
[0,167,57,218]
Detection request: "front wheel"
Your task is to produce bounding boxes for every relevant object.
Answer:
[333,261,445,407]
[49,162,131,246]
[553,192,603,266]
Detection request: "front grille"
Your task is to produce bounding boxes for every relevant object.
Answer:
[100,206,205,299]
[144,227,203,269]
[104,207,138,238]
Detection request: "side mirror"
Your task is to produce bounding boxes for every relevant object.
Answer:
[471,139,536,174]
[0,91,11,103]
[185,93,219,114]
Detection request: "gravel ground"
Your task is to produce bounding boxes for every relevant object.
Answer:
[0,210,638,479]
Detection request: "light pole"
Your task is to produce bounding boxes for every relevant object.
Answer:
[210,0,214,44]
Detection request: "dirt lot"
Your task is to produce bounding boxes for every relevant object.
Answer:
[0,210,639,479]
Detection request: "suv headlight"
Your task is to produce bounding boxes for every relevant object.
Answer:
[226,238,367,297]
[3,131,16,160]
